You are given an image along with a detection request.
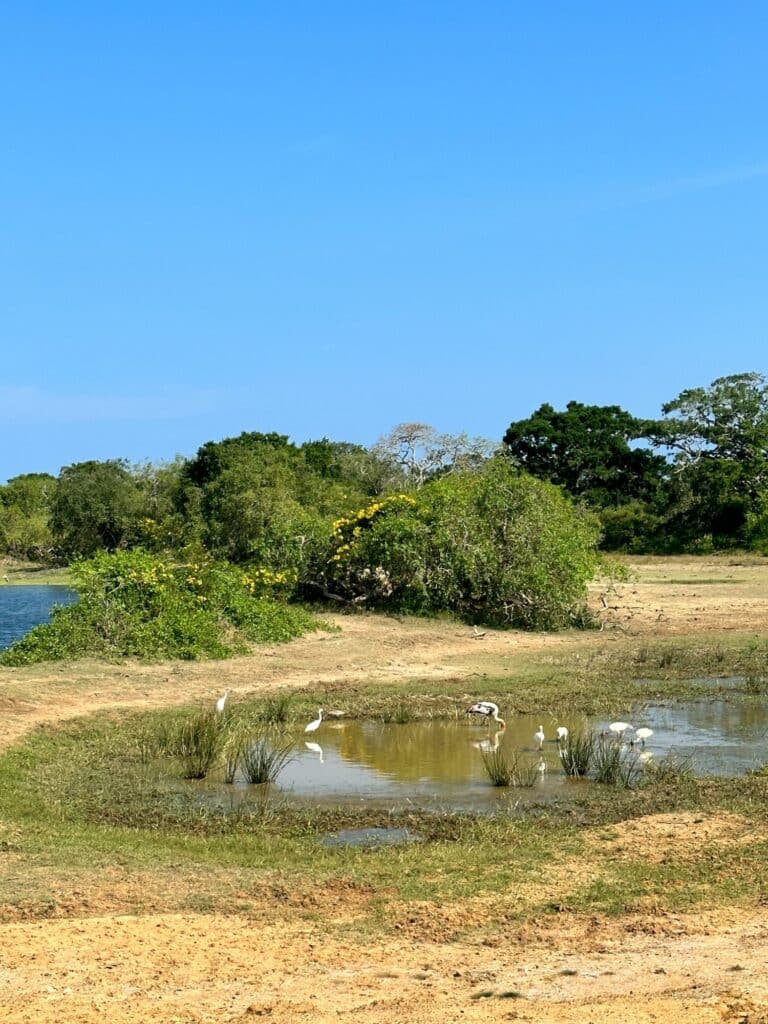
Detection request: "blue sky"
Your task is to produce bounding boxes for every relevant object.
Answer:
[2,3,766,482]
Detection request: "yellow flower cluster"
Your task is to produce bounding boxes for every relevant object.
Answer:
[240,567,297,594]
[330,494,417,562]
[126,564,172,586]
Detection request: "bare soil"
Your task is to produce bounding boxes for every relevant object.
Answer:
[1,555,767,1023]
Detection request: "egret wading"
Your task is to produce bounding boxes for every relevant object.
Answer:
[633,727,654,747]
[608,721,633,741]
[534,725,545,750]
[556,726,569,744]
[305,708,324,734]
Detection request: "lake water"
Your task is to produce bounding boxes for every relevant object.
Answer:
[188,699,768,812]
[0,586,78,650]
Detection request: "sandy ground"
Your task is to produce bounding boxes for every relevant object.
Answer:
[0,555,767,1023]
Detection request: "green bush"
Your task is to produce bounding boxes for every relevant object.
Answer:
[0,550,321,665]
[322,459,601,630]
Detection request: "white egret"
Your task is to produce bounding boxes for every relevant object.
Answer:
[634,727,654,746]
[556,726,569,744]
[304,708,324,734]
[467,701,506,728]
[215,690,230,715]
[608,721,633,740]
[534,724,545,749]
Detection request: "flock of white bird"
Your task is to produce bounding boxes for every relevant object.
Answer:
[467,700,655,762]
[214,694,655,775]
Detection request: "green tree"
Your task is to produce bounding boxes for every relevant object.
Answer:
[180,432,365,571]
[51,460,143,558]
[651,373,768,548]
[0,473,56,560]
[503,402,665,508]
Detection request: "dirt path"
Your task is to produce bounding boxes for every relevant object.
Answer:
[1,907,767,1023]
[0,555,766,1023]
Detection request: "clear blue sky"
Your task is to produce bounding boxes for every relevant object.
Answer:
[2,3,766,482]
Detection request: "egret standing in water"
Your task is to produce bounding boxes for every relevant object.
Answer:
[556,726,569,744]
[608,721,633,741]
[467,701,506,728]
[534,724,545,750]
[305,708,324,734]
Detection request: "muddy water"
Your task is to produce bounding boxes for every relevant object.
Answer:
[198,700,768,811]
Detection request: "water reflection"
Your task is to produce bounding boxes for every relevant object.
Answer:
[304,741,324,764]
[177,697,768,812]
[273,701,768,807]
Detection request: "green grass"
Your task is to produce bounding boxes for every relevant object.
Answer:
[1,676,768,934]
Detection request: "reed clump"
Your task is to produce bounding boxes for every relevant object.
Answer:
[239,732,294,784]
[165,709,228,780]
[559,729,596,777]
[591,736,640,788]
[481,749,539,788]
[257,694,293,725]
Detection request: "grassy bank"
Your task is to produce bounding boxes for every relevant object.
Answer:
[0,560,70,586]
[1,692,767,937]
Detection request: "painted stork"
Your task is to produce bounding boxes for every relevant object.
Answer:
[467,701,506,728]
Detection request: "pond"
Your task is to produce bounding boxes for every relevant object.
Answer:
[188,700,768,812]
[0,585,77,650]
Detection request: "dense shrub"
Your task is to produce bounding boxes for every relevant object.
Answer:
[0,550,321,665]
[321,460,602,629]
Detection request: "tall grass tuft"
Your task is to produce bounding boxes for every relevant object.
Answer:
[240,732,294,784]
[481,749,539,788]
[169,710,227,780]
[592,737,640,788]
[559,729,596,777]
[644,751,695,786]
[744,674,767,694]
[481,748,515,786]
[223,723,250,784]
[381,700,416,724]
[257,694,293,725]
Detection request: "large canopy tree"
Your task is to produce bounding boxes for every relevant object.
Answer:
[502,402,665,507]
[650,373,768,546]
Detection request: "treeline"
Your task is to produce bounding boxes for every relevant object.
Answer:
[504,372,768,553]
[2,372,766,566]
[0,371,762,660]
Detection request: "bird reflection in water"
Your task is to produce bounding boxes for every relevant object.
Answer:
[472,728,505,753]
[304,741,324,764]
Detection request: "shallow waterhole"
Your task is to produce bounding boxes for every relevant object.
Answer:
[174,695,768,814]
